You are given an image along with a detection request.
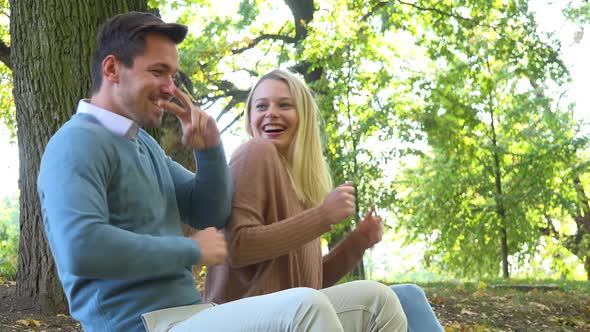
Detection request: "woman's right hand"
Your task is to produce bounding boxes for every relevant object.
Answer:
[319,182,356,226]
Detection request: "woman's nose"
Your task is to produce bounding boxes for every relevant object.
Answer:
[265,105,279,118]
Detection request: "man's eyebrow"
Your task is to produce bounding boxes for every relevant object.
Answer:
[149,63,178,75]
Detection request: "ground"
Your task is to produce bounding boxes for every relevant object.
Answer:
[1,279,589,331]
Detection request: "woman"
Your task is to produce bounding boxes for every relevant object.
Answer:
[205,69,442,332]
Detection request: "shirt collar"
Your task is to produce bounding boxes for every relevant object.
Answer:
[76,99,140,140]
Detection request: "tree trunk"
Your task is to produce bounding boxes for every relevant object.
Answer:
[10,0,148,314]
[487,93,510,279]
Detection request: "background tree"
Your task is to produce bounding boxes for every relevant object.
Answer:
[6,0,149,313]
[393,0,584,278]
[0,0,587,315]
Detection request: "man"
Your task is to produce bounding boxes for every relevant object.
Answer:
[38,11,353,332]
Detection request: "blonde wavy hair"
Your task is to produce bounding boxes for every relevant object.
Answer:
[245,69,333,208]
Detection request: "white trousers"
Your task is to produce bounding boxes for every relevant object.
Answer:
[142,280,407,332]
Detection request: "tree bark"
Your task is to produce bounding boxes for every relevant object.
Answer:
[487,87,510,279]
[10,0,148,313]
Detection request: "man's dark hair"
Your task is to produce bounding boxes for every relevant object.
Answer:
[90,11,188,93]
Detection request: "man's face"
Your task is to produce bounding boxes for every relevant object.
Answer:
[115,34,179,128]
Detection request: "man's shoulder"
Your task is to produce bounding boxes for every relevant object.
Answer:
[52,113,112,143]
[43,114,122,164]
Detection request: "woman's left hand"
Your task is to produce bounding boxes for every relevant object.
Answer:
[355,205,384,249]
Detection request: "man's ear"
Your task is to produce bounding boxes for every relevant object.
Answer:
[102,55,120,84]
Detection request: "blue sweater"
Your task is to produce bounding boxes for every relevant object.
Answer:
[37,113,232,331]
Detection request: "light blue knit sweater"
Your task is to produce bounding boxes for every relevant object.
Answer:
[38,113,231,331]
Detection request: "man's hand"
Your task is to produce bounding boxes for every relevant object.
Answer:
[355,205,384,249]
[319,182,356,227]
[190,227,227,266]
[159,88,221,150]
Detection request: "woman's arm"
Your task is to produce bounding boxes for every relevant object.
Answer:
[225,139,331,268]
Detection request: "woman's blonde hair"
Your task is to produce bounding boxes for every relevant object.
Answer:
[245,69,333,208]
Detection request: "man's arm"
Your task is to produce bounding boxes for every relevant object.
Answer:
[159,89,232,230]
[168,144,232,230]
[38,130,201,279]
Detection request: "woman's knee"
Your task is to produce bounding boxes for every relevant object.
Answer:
[359,281,407,331]
[349,280,398,299]
[287,287,334,310]
[347,281,405,313]
[390,283,427,302]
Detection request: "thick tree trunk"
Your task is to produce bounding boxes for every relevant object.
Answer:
[10,0,148,313]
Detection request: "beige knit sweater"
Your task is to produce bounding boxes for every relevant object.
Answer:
[204,138,370,304]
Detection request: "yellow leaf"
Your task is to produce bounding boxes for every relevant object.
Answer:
[444,326,455,332]
[15,318,43,327]
[477,281,487,290]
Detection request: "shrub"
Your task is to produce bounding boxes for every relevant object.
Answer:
[0,194,19,279]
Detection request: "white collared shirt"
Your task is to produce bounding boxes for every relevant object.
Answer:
[76,100,140,140]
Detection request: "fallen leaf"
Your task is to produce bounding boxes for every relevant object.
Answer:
[531,302,550,311]
[430,295,446,305]
[455,281,465,291]
[16,318,44,327]
[460,308,477,316]
[571,317,590,328]
[477,281,487,290]
[472,289,485,298]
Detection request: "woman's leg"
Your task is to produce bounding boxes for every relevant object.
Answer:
[169,287,344,332]
[390,284,444,332]
[320,280,407,332]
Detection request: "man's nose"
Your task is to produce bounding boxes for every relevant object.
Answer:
[161,76,177,96]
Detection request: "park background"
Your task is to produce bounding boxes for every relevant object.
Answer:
[0,0,589,331]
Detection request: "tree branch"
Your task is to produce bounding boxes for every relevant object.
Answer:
[232,33,297,55]
[215,92,249,122]
[283,0,315,40]
[0,39,11,70]
[361,1,389,21]
[397,0,476,23]
[220,111,245,135]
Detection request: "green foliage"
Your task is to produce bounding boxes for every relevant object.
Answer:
[0,194,19,279]
[148,0,589,279]
[1,0,585,281]
[564,0,590,25]
[392,0,583,278]
[0,63,15,139]
[0,1,15,138]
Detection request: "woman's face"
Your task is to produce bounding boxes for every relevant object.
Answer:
[249,79,299,155]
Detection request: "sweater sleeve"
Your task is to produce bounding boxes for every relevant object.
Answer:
[38,128,201,279]
[166,143,232,230]
[226,139,332,268]
[322,230,370,287]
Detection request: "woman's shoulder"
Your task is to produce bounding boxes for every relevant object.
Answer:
[230,138,282,166]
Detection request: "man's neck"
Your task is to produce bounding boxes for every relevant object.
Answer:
[90,89,124,119]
